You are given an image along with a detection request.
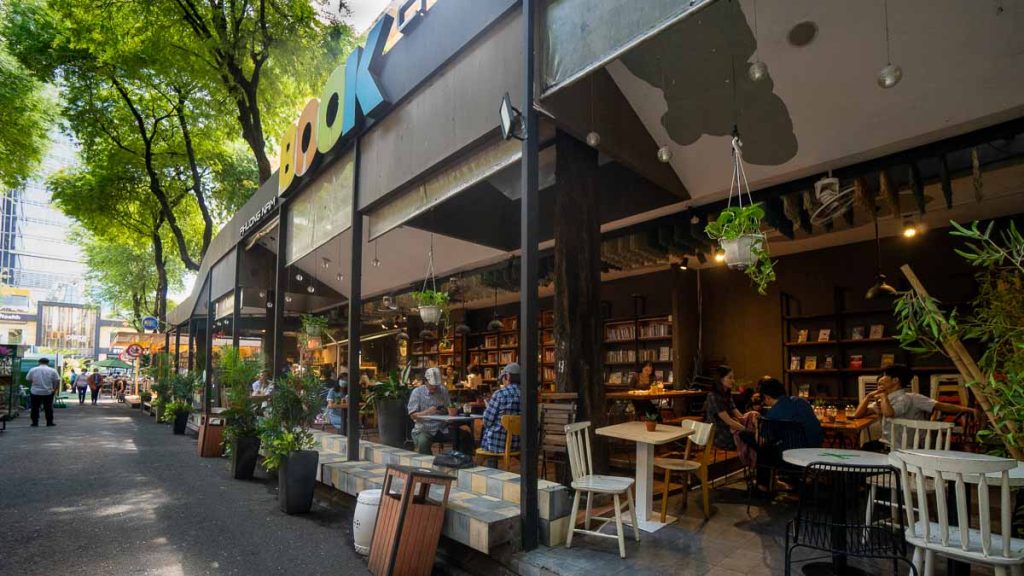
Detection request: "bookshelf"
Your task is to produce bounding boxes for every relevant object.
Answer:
[604,315,674,387]
[781,290,960,399]
[466,311,557,392]
[410,334,464,380]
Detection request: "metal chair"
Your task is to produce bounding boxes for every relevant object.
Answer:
[785,462,915,576]
[890,450,1024,576]
[654,419,715,520]
[564,421,639,558]
[475,414,521,470]
[748,418,807,513]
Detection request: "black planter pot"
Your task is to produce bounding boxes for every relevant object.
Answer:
[278,450,319,514]
[376,398,408,448]
[172,411,189,435]
[231,436,261,480]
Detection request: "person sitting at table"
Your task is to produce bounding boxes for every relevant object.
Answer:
[759,377,823,448]
[628,360,659,421]
[466,364,483,389]
[408,367,474,455]
[706,365,759,466]
[853,364,974,452]
[325,379,347,434]
[480,363,521,467]
[250,370,273,397]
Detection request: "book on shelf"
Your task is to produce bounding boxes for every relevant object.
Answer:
[605,349,637,364]
[849,355,864,369]
[817,328,831,342]
[850,326,865,340]
[789,355,801,370]
[797,384,810,398]
[484,335,499,349]
[823,355,834,369]
[880,353,895,368]
[542,348,555,363]
[869,324,885,339]
[605,324,636,342]
[608,371,623,385]
[638,321,671,339]
[803,356,817,370]
[796,329,809,343]
[542,366,555,382]
[499,350,515,365]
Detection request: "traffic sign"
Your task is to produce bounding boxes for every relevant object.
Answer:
[125,344,144,358]
[142,316,159,331]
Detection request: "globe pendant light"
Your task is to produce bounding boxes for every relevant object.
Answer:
[486,286,504,332]
[747,0,768,83]
[877,0,902,89]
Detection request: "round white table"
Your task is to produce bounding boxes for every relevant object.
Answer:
[782,448,889,468]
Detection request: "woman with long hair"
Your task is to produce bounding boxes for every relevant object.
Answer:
[629,361,658,420]
[705,365,758,465]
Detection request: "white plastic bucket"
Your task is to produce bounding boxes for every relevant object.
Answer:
[353,489,382,555]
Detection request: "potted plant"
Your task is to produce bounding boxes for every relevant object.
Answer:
[412,290,448,325]
[163,399,193,434]
[218,347,264,480]
[260,372,321,514]
[644,413,658,432]
[705,203,776,295]
[362,372,411,448]
[447,401,459,417]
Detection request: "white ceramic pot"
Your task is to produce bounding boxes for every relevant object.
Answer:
[419,305,442,324]
[353,489,382,555]
[721,235,761,270]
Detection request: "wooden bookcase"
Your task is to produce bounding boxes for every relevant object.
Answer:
[604,314,674,387]
[410,334,464,377]
[466,311,557,392]
[781,290,959,400]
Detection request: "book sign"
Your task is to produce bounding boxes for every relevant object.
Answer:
[142,316,159,331]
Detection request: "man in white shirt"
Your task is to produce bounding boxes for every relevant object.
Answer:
[854,364,974,450]
[27,358,61,427]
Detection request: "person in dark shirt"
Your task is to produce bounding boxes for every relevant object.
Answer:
[759,377,823,448]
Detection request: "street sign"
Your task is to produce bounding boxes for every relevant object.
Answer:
[142,316,159,331]
[125,343,144,358]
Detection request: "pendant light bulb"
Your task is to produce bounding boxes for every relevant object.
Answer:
[748,60,768,82]
[285,295,293,303]
[295,273,303,282]
[657,146,673,163]
[586,131,601,147]
[336,273,343,281]
[321,258,330,269]
[306,285,315,294]
[266,301,273,309]
[877,63,902,88]
[372,257,381,268]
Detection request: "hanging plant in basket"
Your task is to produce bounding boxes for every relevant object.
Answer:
[704,135,776,295]
[413,234,449,324]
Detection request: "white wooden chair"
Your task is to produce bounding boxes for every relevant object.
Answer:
[889,418,954,451]
[654,420,714,520]
[564,421,639,558]
[889,450,1024,576]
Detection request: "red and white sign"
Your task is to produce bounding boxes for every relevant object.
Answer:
[125,344,144,358]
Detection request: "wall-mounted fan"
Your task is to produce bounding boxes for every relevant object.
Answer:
[810,175,856,226]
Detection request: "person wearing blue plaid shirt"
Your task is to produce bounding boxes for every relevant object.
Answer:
[481,363,521,464]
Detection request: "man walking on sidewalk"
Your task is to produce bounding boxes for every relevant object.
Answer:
[28,358,61,427]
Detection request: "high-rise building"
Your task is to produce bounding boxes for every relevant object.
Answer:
[0,129,86,307]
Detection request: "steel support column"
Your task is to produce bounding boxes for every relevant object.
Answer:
[174,328,181,373]
[205,295,214,415]
[272,206,288,379]
[346,139,363,460]
[232,244,242,348]
[519,0,540,552]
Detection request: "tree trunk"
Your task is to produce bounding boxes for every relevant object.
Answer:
[153,218,169,324]
[175,91,213,258]
[553,130,607,472]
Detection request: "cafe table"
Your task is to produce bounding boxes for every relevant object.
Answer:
[819,416,878,448]
[595,421,693,532]
[420,414,484,424]
[782,447,888,468]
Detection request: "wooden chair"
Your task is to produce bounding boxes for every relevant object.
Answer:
[539,403,576,480]
[889,418,954,451]
[475,415,521,470]
[889,450,1024,576]
[654,419,714,521]
[929,374,967,405]
[564,421,639,558]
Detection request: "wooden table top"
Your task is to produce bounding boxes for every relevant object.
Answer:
[605,389,706,401]
[819,416,878,432]
[595,421,693,445]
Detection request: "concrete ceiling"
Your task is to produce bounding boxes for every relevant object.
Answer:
[606,0,1024,205]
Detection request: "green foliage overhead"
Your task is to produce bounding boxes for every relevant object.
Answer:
[0,41,51,189]
[704,204,776,295]
[412,290,450,308]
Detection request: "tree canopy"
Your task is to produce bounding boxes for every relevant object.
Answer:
[0,21,52,189]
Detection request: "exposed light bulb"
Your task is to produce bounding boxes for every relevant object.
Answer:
[586,131,601,147]
[748,60,768,82]
[266,301,273,308]
[372,257,381,268]
[306,285,315,294]
[336,273,343,281]
[714,251,726,263]
[258,290,266,298]
[877,63,902,88]
[903,225,918,238]
[321,258,330,269]
[657,146,673,163]
[295,273,304,282]
[285,295,293,303]
[678,256,689,271]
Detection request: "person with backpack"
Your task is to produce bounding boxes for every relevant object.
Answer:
[87,368,103,406]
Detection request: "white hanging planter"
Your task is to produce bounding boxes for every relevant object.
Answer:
[721,235,762,270]
[418,305,442,325]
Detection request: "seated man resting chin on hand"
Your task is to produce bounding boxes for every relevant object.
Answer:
[408,367,474,456]
[853,363,975,452]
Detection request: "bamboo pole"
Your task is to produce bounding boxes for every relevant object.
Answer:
[900,264,1022,459]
